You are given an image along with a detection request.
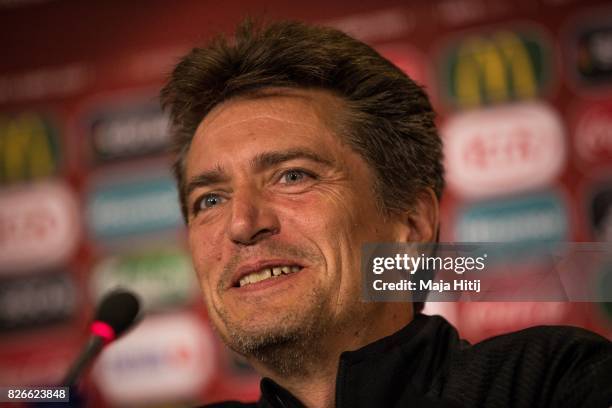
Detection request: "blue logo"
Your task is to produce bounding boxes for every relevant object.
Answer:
[87,174,182,241]
[456,191,569,245]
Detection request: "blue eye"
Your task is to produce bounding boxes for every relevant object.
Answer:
[205,194,222,207]
[280,170,308,184]
[194,193,225,214]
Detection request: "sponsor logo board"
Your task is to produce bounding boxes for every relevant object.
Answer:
[94,313,216,405]
[0,181,80,273]
[444,102,565,198]
[0,271,77,332]
[91,248,198,312]
[0,113,60,184]
[440,28,552,109]
[86,100,170,164]
[572,17,612,86]
[574,101,612,167]
[456,191,568,244]
[86,173,182,241]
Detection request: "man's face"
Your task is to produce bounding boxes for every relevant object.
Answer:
[185,89,405,357]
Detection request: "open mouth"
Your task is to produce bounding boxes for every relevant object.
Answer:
[235,265,304,288]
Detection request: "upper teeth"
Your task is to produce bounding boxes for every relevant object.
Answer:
[239,265,301,287]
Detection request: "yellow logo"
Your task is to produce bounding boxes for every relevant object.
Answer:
[0,113,59,184]
[443,30,549,108]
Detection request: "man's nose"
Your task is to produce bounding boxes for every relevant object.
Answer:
[227,188,280,245]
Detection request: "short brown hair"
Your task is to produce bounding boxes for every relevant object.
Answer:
[160,20,444,314]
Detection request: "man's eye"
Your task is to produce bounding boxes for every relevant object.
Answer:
[194,193,226,214]
[279,169,311,184]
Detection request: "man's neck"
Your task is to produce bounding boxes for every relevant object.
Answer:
[250,303,413,408]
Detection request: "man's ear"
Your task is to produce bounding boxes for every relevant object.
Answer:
[402,188,439,243]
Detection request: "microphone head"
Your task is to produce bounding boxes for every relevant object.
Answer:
[94,289,140,338]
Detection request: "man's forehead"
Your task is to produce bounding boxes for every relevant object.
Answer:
[195,88,346,139]
[184,88,353,182]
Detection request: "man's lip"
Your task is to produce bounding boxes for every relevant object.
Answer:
[230,259,305,288]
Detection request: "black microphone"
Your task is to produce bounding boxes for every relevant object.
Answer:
[62,289,141,387]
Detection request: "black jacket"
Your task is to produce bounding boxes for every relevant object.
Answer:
[203,314,612,408]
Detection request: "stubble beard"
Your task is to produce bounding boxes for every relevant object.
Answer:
[208,242,366,378]
[208,242,341,378]
[216,285,335,378]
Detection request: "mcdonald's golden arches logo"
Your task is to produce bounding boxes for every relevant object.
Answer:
[440,29,552,109]
[0,113,60,184]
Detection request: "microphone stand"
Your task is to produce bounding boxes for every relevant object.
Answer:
[62,336,105,387]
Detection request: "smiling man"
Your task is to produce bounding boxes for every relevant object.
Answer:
[183,88,428,382]
[161,20,611,408]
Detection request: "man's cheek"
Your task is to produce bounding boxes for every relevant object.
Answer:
[196,261,218,290]
[189,249,215,294]
[189,232,220,276]
[193,268,209,297]
[279,192,346,230]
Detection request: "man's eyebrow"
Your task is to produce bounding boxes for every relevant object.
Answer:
[185,148,333,197]
[185,165,228,197]
[252,148,334,172]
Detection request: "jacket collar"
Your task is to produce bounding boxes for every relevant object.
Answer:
[257,314,465,408]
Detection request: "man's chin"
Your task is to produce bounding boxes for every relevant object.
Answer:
[228,325,325,378]
[217,311,331,377]
[222,317,315,353]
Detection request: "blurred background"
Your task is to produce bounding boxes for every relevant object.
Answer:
[0,0,611,406]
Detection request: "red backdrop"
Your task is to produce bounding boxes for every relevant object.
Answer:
[0,0,610,406]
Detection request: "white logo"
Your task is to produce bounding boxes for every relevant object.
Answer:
[0,181,80,273]
[443,102,566,198]
[93,312,216,405]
